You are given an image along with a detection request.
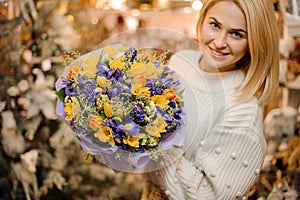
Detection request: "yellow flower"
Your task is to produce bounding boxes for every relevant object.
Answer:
[131,74,146,86]
[151,95,169,108]
[130,75,150,96]
[132,87,150,97]
[64,98,73,121]
[104,102,113,118]
[64,96,80,121]
[81,54,99,78]
[115,137,121,144]
[95,87,103,93]
[96,94,109,111]
[128,62,157,78]
[94,126,115,147]
[141,50,155,62]
[123,133,140,148]
[97,76,110,88]
[131,61,143,70]
[84,154,94,163]
[110,59,124,70]
[145,115,167,138]
[103,46,119,58]
[67,65,80,81]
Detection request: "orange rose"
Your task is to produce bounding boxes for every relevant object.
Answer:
[88,115,103,131]
[162,88,178,101]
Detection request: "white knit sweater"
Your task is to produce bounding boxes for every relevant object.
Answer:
[146,50,266,200]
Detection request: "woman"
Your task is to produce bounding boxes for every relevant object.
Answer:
[143,0,279,199]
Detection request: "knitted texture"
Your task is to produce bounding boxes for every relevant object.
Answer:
[144,50,266,200]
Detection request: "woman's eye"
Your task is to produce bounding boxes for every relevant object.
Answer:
[232,32,243,39]
[210,22,219,29]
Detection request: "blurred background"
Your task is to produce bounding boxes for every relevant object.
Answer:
[0,0,300,199]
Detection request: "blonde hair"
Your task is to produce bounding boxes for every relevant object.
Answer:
[197,0,280,105]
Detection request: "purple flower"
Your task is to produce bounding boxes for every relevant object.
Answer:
[122,87,131,94]
[124,48,133,54]
[96,61,107,73]
[130,103,146,125]
[64,81,77,96]
[94,89,102,100]
[107,88,118,99]
[81,80,96,93]
[124,47,137,63]
[162,67,174,78]
[164,113,173,124]
[152,60,160,67]
[113,68,123,82]
[174,108,184,121]
[146,79,163,95]
[100,68,123,83]
[161,113,180,135]
[162,77,173,87]
[103,120,128,150]
[78,78,97,104]
[143,56,150,63]
[107,82,123,99]
[168,100,177,109]
[103,120,121,136]
[118,121,140,136]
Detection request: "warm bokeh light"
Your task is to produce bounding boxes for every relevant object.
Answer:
[191,0,202,11]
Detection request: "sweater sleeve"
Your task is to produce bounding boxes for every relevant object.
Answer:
[151,101,266,200]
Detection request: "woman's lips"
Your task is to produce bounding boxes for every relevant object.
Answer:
[208,46,229,58]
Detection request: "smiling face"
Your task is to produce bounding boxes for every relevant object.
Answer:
[199,1,248,72]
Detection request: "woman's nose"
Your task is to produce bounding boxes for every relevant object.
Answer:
[214,32,227,48]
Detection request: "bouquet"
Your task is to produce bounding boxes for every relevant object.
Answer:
[55,44,186,172]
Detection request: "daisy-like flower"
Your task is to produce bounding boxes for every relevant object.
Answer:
[64,96,80,121]
[94,126,115,147]
[145,115,167,138]
[151,95,170,108]
[123,133,140,148]
[110,59,124,70]
[82,54,99,78]
[64,98,73,121]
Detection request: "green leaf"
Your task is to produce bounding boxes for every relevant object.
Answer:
[55,88,66,102]
[105,60,109,67]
